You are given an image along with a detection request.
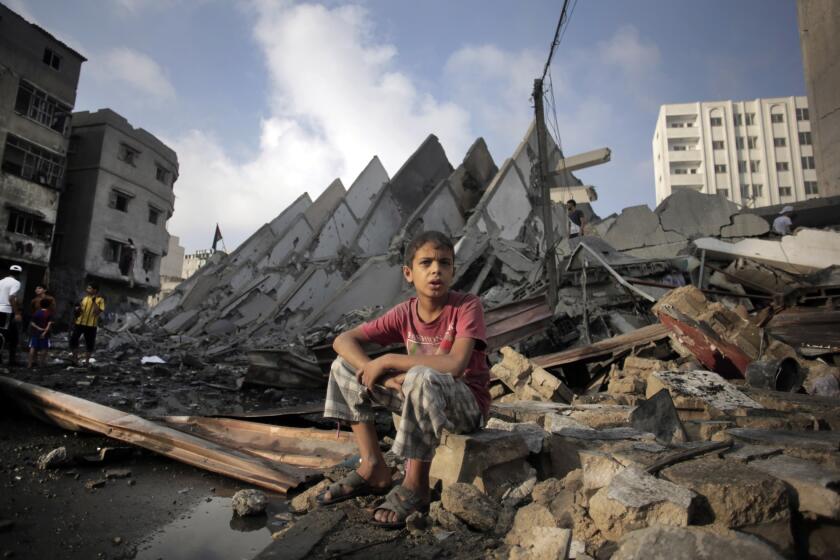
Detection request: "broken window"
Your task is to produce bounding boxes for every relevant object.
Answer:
[798,132,812,145]
[1,134,65,188]
[6,209,53,241]
[42,47,61,70]
[747,137,758,149]
[802,156,816,170]
[805,181,818,195]
[14,80,71,134]
[779,186,792,197]
[103,239,135,274]
[712,141,724,150]
[148,205,161,225]
[155,165,169,185]
[142,250,156,272]
[714,164,727,173]
[119,144,140,166]
[745,113,756,125]
[109,189,132,212]
[709,117,722,127]
[750,160,760,173]
[776,162,789,171]
[796,108,809,121]
[773,137,786,147]
[771,113,784,124]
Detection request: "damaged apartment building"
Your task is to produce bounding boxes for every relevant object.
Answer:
[0,3,84,300]
[50,108,179,315]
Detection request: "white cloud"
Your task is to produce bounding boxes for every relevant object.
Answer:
[87,47,176,101]
[168,1,475,251]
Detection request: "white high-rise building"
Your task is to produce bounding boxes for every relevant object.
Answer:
[652,97,818,207]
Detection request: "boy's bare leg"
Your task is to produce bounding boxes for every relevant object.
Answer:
[27,348,35,369]
[374,459,430,523]
[39,349,47,367]
[322,421,391,501]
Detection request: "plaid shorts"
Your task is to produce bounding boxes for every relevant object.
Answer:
[323,357,483,461]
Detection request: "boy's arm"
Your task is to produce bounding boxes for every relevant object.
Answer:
[30,320,42,331]
[360,338,476,389]
[332,325,375,371]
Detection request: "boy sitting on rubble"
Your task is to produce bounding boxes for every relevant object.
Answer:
[319,230,490,528]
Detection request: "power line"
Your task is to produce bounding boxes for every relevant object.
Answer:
[540,0,571,82]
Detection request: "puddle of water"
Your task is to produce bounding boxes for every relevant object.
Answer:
[135,496,284,560]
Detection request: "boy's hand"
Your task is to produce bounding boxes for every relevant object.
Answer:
[357,357,388,389]
[381,373,406,393]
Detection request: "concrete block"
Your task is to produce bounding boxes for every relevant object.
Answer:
[485,418,546,454]
[507,527,572,560]
[429,429,530,491]
[588,467,697,541]
[612,526,784,560]
[749,454,840,519]
[440,482,498,532]
[629,389,687,444]
[647,370,763,416]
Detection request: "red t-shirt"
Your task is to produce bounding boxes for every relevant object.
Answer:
[361,291,491,418]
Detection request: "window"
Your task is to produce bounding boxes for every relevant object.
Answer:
[669,122,685,128]
[717,188,729,198]
[776,162,789,171]
[119,144,140,166]
[142,251,157,272]
[712,140,725,150]
[779,186,792,197]
[733,114,742,126]
[773,137,787,147]
[747,136,758,149]
[103,239,135,275]
[799,132,812,145]
[155,165,169,184]
[109,189,132,212]
[735,137,745,149]
[738,160,747,173]
[6,210,53,241]
[740,185,750,198]
[745,113,756,125]
[710,117,723,127]
[673,168,688,175]
[805,181,819,195]
[42,48,61,70]
[802,156,816,170]
[752,184,763,197]
[14,81,71,133]
[771,113,784,123]
[148,205,161,225]
[714,164,727,173]
[796,108,810,121]
[103,239,122,263]
[671,145,687,151]
[689,168,698,174]
[750,160,760,173]
[1,134,65,188]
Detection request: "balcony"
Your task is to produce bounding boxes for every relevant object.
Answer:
[665,127,701,140]
[669,173,705,188]
[667,149,701,163]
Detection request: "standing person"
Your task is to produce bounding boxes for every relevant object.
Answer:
[28,298,53,368]
[319,231,489,528]
[30,284,56,315]
[0,265,23,367]
[773,206,794,236]
[69,283,105,366]
[566,199,586,238]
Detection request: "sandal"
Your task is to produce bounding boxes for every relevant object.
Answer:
[370,485,429,529]
[316,471,391,506]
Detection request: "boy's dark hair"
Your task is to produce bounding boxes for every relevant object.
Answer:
[40,299,51,309]
[88,282,100,292]
[36,283,46,290]
[566,199,577,207]
[404,230,455,267]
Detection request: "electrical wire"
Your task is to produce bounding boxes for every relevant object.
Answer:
[540,0,571,82]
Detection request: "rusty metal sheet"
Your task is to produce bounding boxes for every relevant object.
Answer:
[530,323,670,369]
[485,295,554,352]
[0,376,314,494]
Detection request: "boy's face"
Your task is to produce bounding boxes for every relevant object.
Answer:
[35,286,45,296]
[86,285,96,295]
[403,242,454,300]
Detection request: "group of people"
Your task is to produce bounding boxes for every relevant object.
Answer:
[0,265,106,369]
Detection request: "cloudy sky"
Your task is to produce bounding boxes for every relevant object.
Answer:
[8,0,805,252]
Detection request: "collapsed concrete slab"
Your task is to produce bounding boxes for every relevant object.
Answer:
[749,454,840,519]
[612,526,784,560]
[646,370,763,418]
[655,189,740,239]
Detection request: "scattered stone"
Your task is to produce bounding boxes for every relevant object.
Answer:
[231,489,268,517]
[612,525,784,559]
[37,447,69,470]
[749,455,840,519]
[629,389,687,444]
[485,418,546,454]
[429,501,467,532]
[580,450,625,493]
[441,482,499,532]
[531,478,564,505]
[507,527,571,560]
[721,444,782,463]
[112,537,122,545]
[501,473,537,508]
[588,467,697,541]
[505,503,556,545]
[405,511,427,533]
[289,479,331,514]
[85,479,106,490]
[492,346,574,403]
[104,468,132,479]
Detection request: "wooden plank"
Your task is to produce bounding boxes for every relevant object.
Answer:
[530,324,670,369]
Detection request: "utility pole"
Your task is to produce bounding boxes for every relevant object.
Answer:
[533,78,558,310]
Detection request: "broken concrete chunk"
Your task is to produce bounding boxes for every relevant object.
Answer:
[506,527,572,560]
[232,489,268,517]
[588,467,697,541]
[580,450,625,493]
[721,444,783,463]
[749,455,840,519]
[629,389,687,444]
[720,213,770,238]
[505,503,557,545]
[654,189,740,239]
[661,458,790,529]
[485,418,546,454]
[430,429,529,492]
[727,428,840,452]
[647,370,763,416]
[37,447,69,470]
[440,482,498,532]
[289,479,331,514]
[104,468,132,479]
[612,526,784,560]
[492,347,573,403]
[429,500,467,532]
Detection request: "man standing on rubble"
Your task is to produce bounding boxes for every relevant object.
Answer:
[567,199,586,238]
[0,265,23,367]
[319,231,489,529]
[773,205,794,236]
